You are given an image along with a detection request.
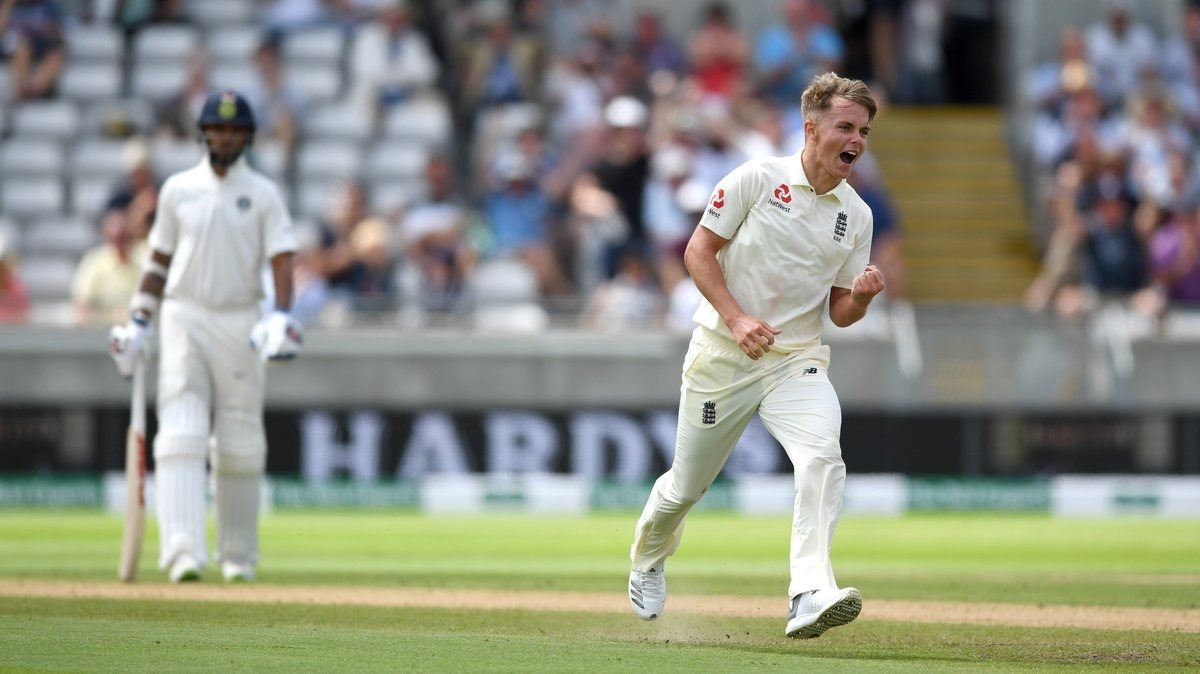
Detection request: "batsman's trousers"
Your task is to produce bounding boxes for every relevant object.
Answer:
[631,326,845,600]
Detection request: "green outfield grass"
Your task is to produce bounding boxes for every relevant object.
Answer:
[1,511,1198,672]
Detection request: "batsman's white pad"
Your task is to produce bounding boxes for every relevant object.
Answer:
[215,471,260,567]
[157,393,211,438]
[249,311,303,361]
[212,408,267,474]
[153,435,208,570]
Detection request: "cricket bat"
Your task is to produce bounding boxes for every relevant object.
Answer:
[118,357,147,582]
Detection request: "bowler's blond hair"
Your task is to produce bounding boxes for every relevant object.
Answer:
[801,72,877,123]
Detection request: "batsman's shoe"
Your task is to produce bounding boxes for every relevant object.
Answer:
[222,562,255,583]
[168,554,201,583]
[785,587,862,639]
[628,566,666,620]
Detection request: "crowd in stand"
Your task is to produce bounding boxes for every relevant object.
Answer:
[1024,0,1200,326]
[0,0,1006,330]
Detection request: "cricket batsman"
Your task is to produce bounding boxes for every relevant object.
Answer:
[108,90,302,582]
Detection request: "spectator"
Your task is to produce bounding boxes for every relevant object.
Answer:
[156,50,211,137]
[1119,87,1191,205]
[542,0,615,61]
[581,96,651,273]
[112,0,187,41]
[687,3,748,104]
[312,180,370,292]
[642,143,695,264]
[349,0,440,122]
[105,138,157,212]
[0,0,65,100]
[400,153,477,313]
[459,1,543,116]
[71,208,150,326]
[1048,168,1158,320]
[580,242,661,331]
[1145,149,1200,307]
[1084,0,1157,109]
[1159,3,1200,127]
[541,39,606,172]
[345,215,399,316]
[849,152,908,303]
[631,10,685,78]
[754,0,845,114]
[483,148,570,295]
[1026,26,1091,120]
[244,37,306,160]
[0,235,27,323]
[259,0,326,37]
[287,224,331,327]
[662,179,708,332]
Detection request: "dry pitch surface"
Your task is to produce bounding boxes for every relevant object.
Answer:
[2,580,1197,633]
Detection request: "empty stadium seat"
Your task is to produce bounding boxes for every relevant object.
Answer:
[2,178,64,218]
[70,177,118,220]
[295,140,362,181]
[282,26,345,66]
[83,99,157,137]
[384,96,453,147]
[58,62,123,102]
[247,138,288,181]
[0,139,64,176]
[12,101,80,140]
[23,217,97,257]
[468,258,548,333]
[150,140,202,180]
[206,25,265,66]
[369,179,428,214]
[130,62,189,101]
[187,0,256,26]
[71,138,131,179]
[303,102,373,141]
[65,23,123,62]
[284,64,342,104]
[0,216,19,253]
[294,179,341,219]
[366,141,428,180]
[133,25,200,63]
[19,255,77,302]
[209,62,258,96]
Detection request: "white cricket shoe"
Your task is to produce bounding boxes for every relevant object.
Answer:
[168,554,201,583]
[785,587,862,638]
[222,561,255,582]
[628,566,666,620]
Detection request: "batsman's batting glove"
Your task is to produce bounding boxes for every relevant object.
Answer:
[108,314,150,378]
[250,310,303,362]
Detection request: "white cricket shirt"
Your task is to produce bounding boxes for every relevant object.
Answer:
[693,152,873,360]
[149,155,297,310]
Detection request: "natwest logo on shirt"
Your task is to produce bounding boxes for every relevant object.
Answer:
[706,187,725,218]
[767,183,792,213]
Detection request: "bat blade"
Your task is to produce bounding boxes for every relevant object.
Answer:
[118,358,147,582]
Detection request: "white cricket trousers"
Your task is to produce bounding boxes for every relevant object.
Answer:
[631,327,846,600]
[154,299,266,570]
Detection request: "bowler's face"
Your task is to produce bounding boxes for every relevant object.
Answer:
[807,97,871,182]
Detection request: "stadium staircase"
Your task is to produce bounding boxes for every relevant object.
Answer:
[870,106,1039,303]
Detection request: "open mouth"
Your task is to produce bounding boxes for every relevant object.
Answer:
[839,151,857,166]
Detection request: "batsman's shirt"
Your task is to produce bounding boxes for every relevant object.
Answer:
[693,152,873,364]
[149,155,296,310]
